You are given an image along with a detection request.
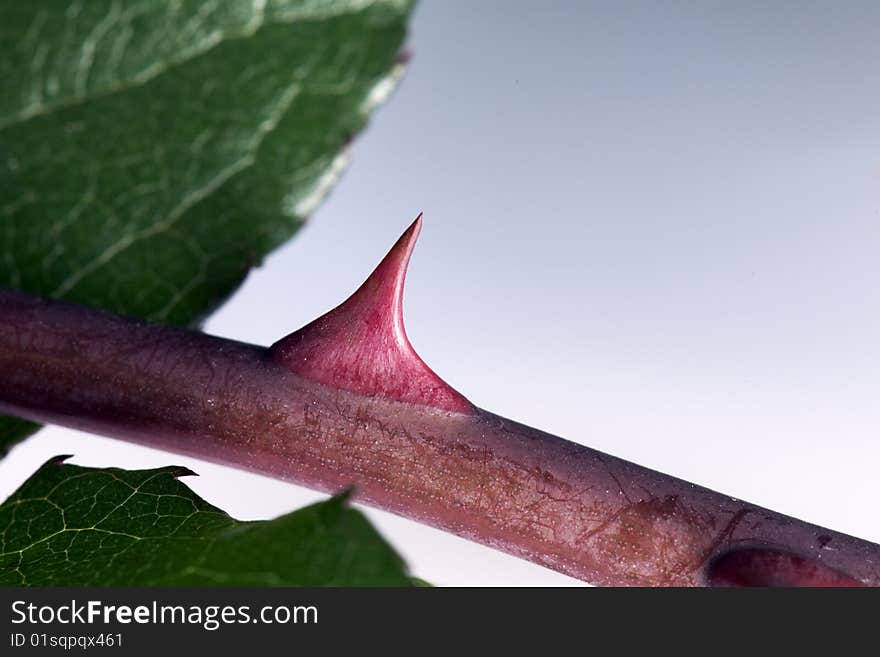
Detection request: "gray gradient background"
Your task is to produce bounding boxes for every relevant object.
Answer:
[2,1,879,586]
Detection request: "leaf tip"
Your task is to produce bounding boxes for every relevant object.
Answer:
[336,486,357,505]
[396,47,414,66]
[170,466,199,479]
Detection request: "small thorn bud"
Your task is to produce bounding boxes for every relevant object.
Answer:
[706,547,864,587]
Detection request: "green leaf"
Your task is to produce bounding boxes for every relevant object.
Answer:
[0,0,414,452]
[0,456,416,586]
[0,417,41,458]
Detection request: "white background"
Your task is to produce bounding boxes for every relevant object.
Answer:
[3,1,880,586]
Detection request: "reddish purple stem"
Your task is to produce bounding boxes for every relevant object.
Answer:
[0,217,877,586]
